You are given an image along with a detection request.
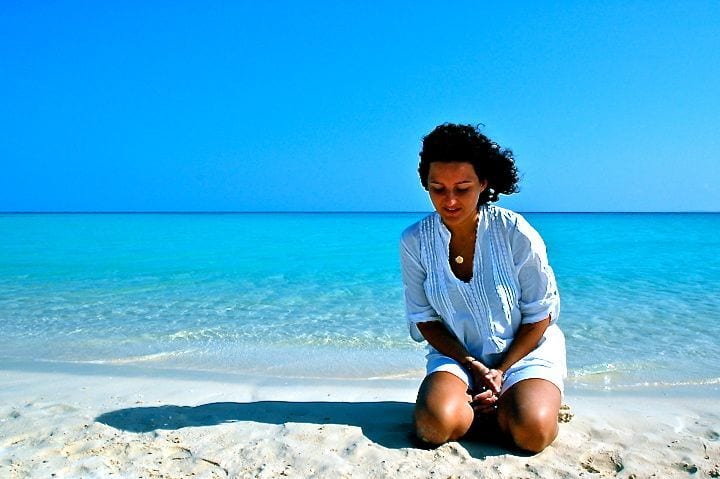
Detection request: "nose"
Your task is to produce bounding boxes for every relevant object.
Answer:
[445,192,459,206]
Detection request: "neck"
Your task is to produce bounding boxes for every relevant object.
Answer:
[445,212,479,238]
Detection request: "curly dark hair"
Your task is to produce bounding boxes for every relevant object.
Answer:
[418,123,520,206]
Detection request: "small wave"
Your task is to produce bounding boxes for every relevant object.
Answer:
[366,370,425,380]
[569,364,619,377]
[165,329,223,341]
[567,374,720,392]
[68,350,197,365]
[568,361,650,378]
[613,377,720,389]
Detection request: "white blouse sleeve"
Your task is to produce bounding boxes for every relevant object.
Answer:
[510,215,561,325]
[400,227,442,342]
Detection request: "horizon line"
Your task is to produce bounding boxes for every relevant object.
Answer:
[1,210,719,215]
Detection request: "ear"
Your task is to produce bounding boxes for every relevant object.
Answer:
[479,179,489,191]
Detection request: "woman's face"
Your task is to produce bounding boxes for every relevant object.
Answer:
[427,162,487,230]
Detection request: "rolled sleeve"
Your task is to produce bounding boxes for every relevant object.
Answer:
[511,216,560,325]
[400,228,441,342]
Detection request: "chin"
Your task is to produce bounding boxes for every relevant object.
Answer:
[438,210,477,228]
[439,214,465,226]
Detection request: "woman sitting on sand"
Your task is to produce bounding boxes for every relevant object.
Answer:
[400,123,566,453]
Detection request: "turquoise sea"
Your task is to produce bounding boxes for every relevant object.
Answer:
[1,212,719,393]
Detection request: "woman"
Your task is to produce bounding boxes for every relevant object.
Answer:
[400,123,566,453]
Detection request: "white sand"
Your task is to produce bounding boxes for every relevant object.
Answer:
[1,367,719,478]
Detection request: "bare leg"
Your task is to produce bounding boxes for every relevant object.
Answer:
[414,371,474,445]
[497,378,562,453]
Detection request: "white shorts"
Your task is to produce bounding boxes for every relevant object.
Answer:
[425,326,567,396]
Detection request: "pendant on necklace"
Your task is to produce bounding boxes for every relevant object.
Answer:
[454,255,464,264]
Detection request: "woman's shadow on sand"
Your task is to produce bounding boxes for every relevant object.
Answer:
[95,400,508,457]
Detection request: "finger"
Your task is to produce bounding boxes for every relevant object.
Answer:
[472,389,495,401]
[483,374,502,394]
[472,396,498,407]
[487,381,501,394]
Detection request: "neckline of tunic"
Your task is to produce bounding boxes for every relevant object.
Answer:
[435,207,486,286]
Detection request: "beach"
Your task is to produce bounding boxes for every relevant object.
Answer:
[4,0,720,474]
[2,212,720,477]
[2,365,719,478]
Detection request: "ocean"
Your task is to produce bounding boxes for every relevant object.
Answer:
[1,212,719,393]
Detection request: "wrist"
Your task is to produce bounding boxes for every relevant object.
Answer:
[460,356,475,367]
[460,356,490,375]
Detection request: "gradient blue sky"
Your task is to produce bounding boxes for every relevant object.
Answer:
[2,1,719,212]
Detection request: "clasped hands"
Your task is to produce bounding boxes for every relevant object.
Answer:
[466,361,503,415]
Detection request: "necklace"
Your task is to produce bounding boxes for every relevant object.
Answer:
[449,215,478,267]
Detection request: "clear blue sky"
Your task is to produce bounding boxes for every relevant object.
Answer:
[1,1,718,212]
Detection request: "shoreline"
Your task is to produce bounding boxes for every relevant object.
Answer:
[3,356,719,396]
[2,367,719,478]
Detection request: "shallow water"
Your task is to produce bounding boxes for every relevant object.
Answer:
[1,212,719,392]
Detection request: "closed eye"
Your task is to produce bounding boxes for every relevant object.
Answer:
[430,186,470,194]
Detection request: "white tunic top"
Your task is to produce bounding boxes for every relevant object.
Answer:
[400,205,565,381]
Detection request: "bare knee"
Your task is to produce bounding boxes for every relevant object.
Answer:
[506,408,558,453]
[414,405,450,445]
[414,373,473,445]
[498,379,562,453]
[414,400,472,445]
